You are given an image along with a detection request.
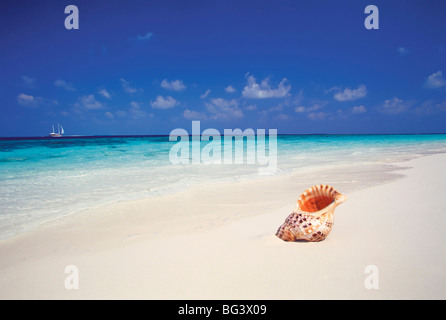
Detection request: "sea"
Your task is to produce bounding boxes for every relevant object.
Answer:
[1,134,446,240]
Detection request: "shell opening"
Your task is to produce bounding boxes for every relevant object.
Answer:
[299,195,335,212]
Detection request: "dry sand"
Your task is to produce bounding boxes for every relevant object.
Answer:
[0,154,445,299]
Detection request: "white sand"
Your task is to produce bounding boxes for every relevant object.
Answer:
[0,154,445,299]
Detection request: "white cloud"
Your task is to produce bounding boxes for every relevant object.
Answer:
[137,32,153,41]
[325,86,340,94]
[336,109,346,118]
[290,90,304,105]
[268,104,283,112]
[17,93,57,108]
[21,75,36,88]
[200,89,211,99]
[116,110,128,118]
[76,94,104,109]
[150,95,179,109]
[378,97,412,114]
[414,99,446,115]
[161,79,186,91]
[274,113,290,121]
[352,105,367,114]
[307,112,328,120]
[130,101,141,109]
[225,85,236,93]
[205,98,243,120]
[17,93,37,107]
[54,79,76,91]
[104,111,114,119]
[424,71,446,89]
[129,101,153,118]
[183,109,207,120]
[333,85,367,101]
[397,47,409,55]
[98,88,112,100]
[120,78,142,94]
[242,74,291,99]
[294,104,323,113]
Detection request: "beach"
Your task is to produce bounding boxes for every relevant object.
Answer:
[0,151,445,300]
[2,0,446,303]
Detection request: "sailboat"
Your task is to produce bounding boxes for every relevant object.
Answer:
[50,123,64,137]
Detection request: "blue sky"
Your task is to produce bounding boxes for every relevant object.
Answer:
[1,0,445,136]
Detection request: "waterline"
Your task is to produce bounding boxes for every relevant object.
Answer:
[1,134,446,240]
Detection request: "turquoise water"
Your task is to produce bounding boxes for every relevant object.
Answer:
[1,134,446,239]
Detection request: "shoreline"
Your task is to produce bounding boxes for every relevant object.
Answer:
[2,134,446,242]
[0,153,445,299]
[1,154,409,243]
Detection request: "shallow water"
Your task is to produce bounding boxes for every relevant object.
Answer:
[1,134,446,239]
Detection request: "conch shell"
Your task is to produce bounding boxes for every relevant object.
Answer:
[276,184,347,242]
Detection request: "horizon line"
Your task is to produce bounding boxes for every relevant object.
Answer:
[1,132,446,140]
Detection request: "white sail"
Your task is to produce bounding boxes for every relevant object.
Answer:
[50,124,64,137]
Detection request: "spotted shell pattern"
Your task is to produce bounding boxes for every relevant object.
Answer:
[276,184,347,242]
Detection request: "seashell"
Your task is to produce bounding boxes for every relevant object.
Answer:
[276,184,347,242]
